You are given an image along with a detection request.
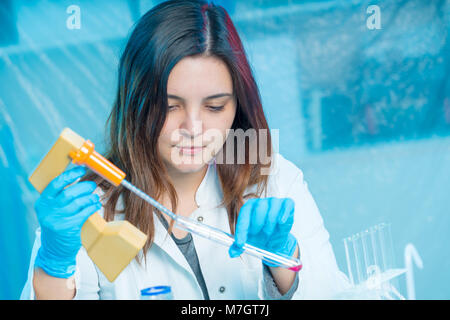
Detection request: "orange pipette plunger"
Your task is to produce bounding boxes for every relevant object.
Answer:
[69,140,126,186]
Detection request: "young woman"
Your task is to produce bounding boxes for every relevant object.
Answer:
[21,0,349,300]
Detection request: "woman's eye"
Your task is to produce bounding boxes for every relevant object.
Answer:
[207,105,224,112]
[168,105,179,111]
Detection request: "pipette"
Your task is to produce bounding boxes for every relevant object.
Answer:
[121,180,302,271]
[70,139,303,272]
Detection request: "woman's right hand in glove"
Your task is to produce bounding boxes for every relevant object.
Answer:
[34,166,102,278]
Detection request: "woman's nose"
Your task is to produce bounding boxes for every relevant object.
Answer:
[180,110,203,138]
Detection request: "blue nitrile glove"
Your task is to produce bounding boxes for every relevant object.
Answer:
[229,197,298,268]
[34,166,102,278]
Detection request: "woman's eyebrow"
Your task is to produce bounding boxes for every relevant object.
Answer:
[203,93,233,101]
[167,93,233,102]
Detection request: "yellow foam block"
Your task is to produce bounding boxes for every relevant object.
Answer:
[29,128,85,193]
[29,128,148,282]
[81,217,147,282]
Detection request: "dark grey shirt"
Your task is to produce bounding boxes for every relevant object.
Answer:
[157,214,299,300]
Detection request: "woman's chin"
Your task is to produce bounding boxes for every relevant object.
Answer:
[171,162,208,174]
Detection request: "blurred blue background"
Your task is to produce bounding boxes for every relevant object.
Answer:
[0,0,449,299]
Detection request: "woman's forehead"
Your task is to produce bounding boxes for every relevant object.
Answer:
[167,55,233,99]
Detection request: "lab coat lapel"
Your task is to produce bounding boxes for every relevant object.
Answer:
[148,162,222,281]
[152,213,194,276]
[194,161,222,209]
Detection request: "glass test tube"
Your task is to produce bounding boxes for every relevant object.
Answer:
[343,236,355,286]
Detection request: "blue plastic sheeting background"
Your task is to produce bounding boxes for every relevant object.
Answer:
[0,0,449,299]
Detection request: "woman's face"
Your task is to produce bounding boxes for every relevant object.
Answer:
[158,55,237,174]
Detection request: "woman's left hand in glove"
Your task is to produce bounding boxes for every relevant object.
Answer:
[229,197,298,267]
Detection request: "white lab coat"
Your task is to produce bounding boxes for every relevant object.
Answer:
[20,153,350,300]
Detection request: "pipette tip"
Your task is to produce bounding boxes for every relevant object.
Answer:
[288,264,303,272]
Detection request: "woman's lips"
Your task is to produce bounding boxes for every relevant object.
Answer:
[176,146,205,155]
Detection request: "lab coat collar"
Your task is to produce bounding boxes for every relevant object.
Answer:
[151,214,194,275]
[194,160,223,209]
[151,161,223,276]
